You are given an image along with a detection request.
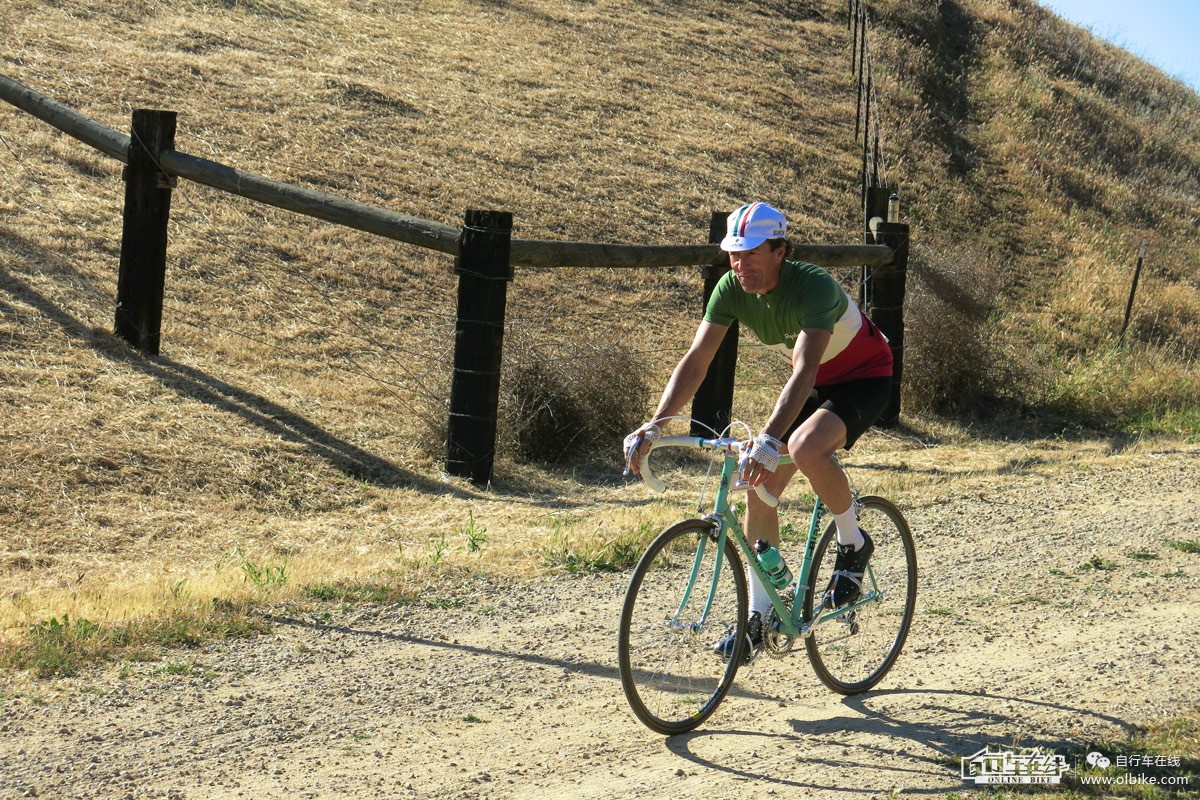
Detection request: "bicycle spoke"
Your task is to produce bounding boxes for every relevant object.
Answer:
[618,520,747,734]
[803,497,917,694]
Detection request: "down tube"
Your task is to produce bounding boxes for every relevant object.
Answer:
[791,498,826,626]
[672,527,711,624]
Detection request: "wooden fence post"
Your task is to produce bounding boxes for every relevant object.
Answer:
[850,0,860,64]
[868,220,909,426]
[1120,238,1149,342]
[115,109,177,355]
[691,211,738,437]
[855,6,866,138]
[446,210,513,485]
[861,184,891,310]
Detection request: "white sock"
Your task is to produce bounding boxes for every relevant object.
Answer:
[747,565,772,617]
[832,506,865,550]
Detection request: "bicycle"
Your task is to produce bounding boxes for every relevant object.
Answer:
[617,422,917,735]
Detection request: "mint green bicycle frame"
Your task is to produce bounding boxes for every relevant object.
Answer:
[680,444,881,640]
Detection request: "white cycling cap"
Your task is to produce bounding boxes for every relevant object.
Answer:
[720,202,788,252]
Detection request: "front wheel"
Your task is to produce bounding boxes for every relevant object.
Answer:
[618,519,747,735]
[803,496,917,694]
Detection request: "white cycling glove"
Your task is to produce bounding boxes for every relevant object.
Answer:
[623,423,662,465]
[740,433,783,473]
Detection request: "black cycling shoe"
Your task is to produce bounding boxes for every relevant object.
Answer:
[712,611,763,664]
[823,531,874,608]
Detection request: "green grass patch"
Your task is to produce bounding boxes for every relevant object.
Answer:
[1059,714,1200,797]
[1165,540,1200,555]
[541,523,653,574]
[1043,345,1200,440]
[947,713,1198,798]
[461,509,489,555]
[1124,406,1200,441]
[1081,556,1120,572]
[0,606,270,679]
[302,579,417,605]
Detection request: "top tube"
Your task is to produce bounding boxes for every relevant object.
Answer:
[635,434,783,507]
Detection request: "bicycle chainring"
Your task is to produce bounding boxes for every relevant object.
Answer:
[762,607,796,657]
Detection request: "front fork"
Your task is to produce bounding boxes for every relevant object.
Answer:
[668,518,725,631]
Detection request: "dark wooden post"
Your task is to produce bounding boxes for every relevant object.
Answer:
[868,221,909,427]
[446,210,513,485]
[850,0,860,63]
[115,109,177,355]
[691,211,738,437]
[1120,238,1149,341]
[854,7,866,138]
[861,184,891,310]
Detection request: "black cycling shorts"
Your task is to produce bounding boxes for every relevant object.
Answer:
[783,376,892,449]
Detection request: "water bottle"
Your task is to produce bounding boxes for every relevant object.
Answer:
[754,539,793,590]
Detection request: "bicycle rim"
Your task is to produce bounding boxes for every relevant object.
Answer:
[618,519,747,735]
[803,497,917,694]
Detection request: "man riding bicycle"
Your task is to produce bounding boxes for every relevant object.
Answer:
[625,202,893,662]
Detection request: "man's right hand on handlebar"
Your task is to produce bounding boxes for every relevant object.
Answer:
[738,433,782,487]
[622,422,662,474]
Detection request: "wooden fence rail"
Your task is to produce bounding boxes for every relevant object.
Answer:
[2,73,905,484]
[0,74,131,163]
[1,76,895,271]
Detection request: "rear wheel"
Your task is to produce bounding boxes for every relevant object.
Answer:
[803,496,917,694]
[618,519,747,734]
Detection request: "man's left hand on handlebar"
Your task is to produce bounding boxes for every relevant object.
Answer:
[622,423,662,475]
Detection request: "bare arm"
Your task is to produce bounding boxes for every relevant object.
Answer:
[626,321,728,473]
[739,328,831,486]
[649,320,730,423]
[761,328,831,441]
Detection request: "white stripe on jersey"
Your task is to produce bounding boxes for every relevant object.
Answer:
[769,291,863,364]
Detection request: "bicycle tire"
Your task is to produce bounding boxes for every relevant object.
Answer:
[618,519,747,735]
[802,496,917,694]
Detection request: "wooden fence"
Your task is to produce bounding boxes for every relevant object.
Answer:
[849,0,908,426]
[1,73,908,485]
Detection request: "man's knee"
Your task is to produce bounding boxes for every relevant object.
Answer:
[788,436,842,476]
[745,491,775,516]
[786,414,845,472]
[787,430,822,468]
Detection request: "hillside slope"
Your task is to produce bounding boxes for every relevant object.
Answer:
[1,0,1198,632]
[866,0,1200,419]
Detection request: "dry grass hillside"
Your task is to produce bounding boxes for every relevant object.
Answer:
[1,0,1198,648]
[867,0,1200,425]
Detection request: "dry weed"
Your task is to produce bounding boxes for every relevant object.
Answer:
[1,0,1198,644]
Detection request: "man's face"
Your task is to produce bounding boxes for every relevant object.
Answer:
[729,242,784,295]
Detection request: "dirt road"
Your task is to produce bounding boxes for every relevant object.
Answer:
[2,443,1198,799]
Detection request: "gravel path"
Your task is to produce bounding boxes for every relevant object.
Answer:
[2,445,1198,799]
